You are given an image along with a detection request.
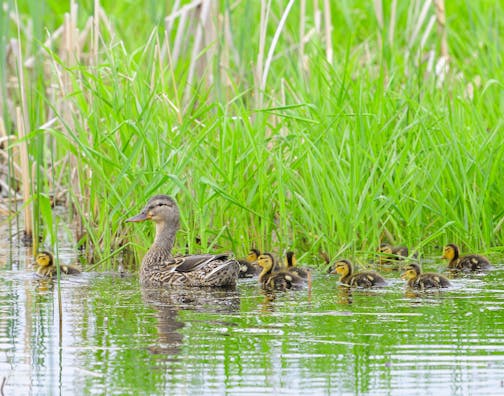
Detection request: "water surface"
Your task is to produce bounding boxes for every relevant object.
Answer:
[1,244,504,395]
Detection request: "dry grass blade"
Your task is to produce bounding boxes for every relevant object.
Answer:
[434,0,448,58]
[16,107,32,241]
[184,0,212,104]
[389,0,398,45]
[409,0,432,49]
[261,0,295,92]
[323,0,333,64]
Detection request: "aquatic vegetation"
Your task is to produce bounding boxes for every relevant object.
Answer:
[0,1,502,270]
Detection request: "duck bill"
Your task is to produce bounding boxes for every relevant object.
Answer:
[400,273,407,280]
[126,212,148,222]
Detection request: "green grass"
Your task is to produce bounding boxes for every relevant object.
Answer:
[1,0,503,269]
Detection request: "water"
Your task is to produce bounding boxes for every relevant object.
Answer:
[1,243,504,395]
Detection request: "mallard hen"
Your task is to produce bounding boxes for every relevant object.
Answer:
[126,195,240,287]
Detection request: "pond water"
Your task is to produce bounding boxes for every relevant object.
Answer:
[1,241,504,395]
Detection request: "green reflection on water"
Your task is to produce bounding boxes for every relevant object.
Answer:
[1,260,504,395]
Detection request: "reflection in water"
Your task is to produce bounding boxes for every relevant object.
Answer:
[336,285,353,305]
[34,278,54,292]
[141,286,240,357]
[404,287,446,300]
[258,290,276,313]
[1,229,504,395]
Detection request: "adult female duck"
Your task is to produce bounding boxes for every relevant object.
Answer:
[126,195,240,287]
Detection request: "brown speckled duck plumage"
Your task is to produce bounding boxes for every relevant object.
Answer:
[126,195,240,287]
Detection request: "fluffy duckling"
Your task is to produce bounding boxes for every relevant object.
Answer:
[442,244,490,272]
[35,251,81,278]
[257,253,304,291]
[331,259,386,288]
[401,263,450,289]
[377,243,411,265]
[238,248,261,278]
[284,251,310,279]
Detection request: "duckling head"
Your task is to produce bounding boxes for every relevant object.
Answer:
[401,263,421,281]
[378,243,393,255]
[257,253,275,272]
[285,251,296,268]
[247,248,261,262]
[331,259,352,277]
[441,244,459,260]
[36,251,54,268]
[126,195,180,226]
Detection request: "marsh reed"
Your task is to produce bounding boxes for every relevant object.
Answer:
[0,0,502,268]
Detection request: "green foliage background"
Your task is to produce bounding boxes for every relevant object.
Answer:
[1,0,503,267]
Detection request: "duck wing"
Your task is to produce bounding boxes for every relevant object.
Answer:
[172,254,234,273]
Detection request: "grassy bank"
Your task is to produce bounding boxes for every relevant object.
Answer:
[1,0,503,268]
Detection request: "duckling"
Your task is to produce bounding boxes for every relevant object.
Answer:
[442,244,490,272]
[257,253,304,291]
[126,195,240,287]
[238,248,261,278]
[34,251,81,278]
[330,259,386,288]
[284,251,310,279]
[401,263,450,289]
[377,243,411,265]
